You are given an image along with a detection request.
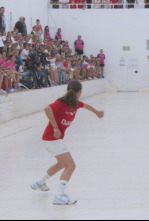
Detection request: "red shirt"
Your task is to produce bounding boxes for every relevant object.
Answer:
[42,99,84,141]
[70,0,77,8]
[76,0,86,8]
[63,61,68,68]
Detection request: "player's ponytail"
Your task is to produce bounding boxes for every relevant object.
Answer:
[60,80,82,110]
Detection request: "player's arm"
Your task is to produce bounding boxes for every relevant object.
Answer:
[45,106,61,139]
[83,103,104,119]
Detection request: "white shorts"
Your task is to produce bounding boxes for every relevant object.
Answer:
[43,140,69,157]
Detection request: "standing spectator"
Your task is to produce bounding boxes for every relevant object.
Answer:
[55,28,62,41]
[117,0,124,8]
[36,19,43,42]
[0,32,4,53]
[145,0,149,8]
[0,7,6,33]
[31,26,37,37]
[44,26,51,40]
[127,0,138,8]
[74,35,84,58]
[15,17,24,35]
[22,17,28,37]
[97,49,105,78]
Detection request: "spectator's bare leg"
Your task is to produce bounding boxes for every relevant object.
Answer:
[0,73,4,89]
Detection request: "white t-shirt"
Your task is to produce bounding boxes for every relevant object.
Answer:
[11,37,17,44]
[50,58,56,65]
[20,49,29,60]
[0,37,4,47]
[51,63,58,70]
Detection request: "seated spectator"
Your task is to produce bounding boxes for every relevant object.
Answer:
[14,48,24,72]
[101,0,111,8]
[127,0,138,8]
[0,69,6,94]
[51,0,60,8]
[58,56,70,84]
[117,0,124,8]
[76,0,86,9]
[2,55,21,90]
[49,60,60,83]
[86,0,92,9]
[111,0,118,8]
[144,0,149,8]
[20,44,30,62]
[93,0,102,9]
[70,0,77,8]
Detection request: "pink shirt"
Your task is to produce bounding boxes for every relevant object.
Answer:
[75,40,84,50]
[99,54,105,64]
[3,61,16,68]
[57,32,62,40]
[36,25,42,32]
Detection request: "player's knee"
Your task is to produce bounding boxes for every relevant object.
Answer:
[70,161,76,172]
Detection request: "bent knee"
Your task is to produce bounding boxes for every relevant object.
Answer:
[68,161,76,172]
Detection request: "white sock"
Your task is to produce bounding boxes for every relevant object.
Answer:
[38,173,50,185]
[57,180,68,198]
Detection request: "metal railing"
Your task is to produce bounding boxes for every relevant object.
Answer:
[49,2,148,9]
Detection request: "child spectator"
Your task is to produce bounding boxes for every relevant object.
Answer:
[36,20,43,42]
[50,60,60,83]
[55,28,62,41]
[44,26,51,40]
[97,49,105,78]
[31,26,37,36]
[20,44,30,62]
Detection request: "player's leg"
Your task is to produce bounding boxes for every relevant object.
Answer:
[53,152,77,205]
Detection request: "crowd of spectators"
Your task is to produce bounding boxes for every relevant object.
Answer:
[0,7,106,95]
[50,0,149,9]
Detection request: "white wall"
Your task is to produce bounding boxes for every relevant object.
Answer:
[0,80,105,124]
[0,0,49,33]
[49,9,149,92]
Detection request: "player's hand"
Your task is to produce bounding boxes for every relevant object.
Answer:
[54,128,62,139]
[96,111,104,119]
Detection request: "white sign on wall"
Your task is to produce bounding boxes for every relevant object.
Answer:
[119,57,126,67]
[127,58,139,70]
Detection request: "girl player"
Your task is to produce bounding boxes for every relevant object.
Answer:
[31,80,104,205]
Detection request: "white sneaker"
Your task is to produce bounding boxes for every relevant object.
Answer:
[31,182,50,192]
[53,194,77,205]
[0,89,6,95]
